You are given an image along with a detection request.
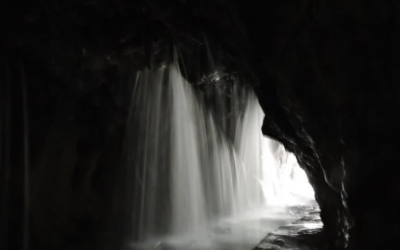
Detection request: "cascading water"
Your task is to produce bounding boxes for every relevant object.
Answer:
[127,59,316,250]
[169,66,208,236]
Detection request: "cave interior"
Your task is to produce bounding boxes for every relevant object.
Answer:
[1,1,400,250]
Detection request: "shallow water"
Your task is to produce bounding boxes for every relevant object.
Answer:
[129,206,314,250]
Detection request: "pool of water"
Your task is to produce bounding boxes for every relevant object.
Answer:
[128,206,313,250]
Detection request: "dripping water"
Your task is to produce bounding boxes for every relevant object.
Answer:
[126,58,316,250]
[169,65,208,236]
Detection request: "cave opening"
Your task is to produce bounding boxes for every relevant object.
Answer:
[126,59,318,250]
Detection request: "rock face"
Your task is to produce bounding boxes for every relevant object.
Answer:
[254,206,323,250]
[1,1,400,250]
[0,51,133,250]
[233,2,400,250]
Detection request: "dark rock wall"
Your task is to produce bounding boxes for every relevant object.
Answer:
[233,1,400,249]
[0,50,133,250]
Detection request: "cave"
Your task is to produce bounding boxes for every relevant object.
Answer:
[1,1,399,250]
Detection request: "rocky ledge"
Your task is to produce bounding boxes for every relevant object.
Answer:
[255,206,323,250]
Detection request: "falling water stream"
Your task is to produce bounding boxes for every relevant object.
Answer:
[127,61,316,250]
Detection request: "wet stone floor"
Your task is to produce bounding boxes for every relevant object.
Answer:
[254,206,323,250]
[128,205,322,250]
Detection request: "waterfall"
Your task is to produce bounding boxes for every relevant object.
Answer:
[126,61,315,249]
[169,65,208,236]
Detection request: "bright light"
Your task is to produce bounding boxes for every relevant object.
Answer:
[259,138,315,207]
[234,90,315,208]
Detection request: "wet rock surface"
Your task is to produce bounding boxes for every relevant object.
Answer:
[255,206,323,250]
[125,206,318,250]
